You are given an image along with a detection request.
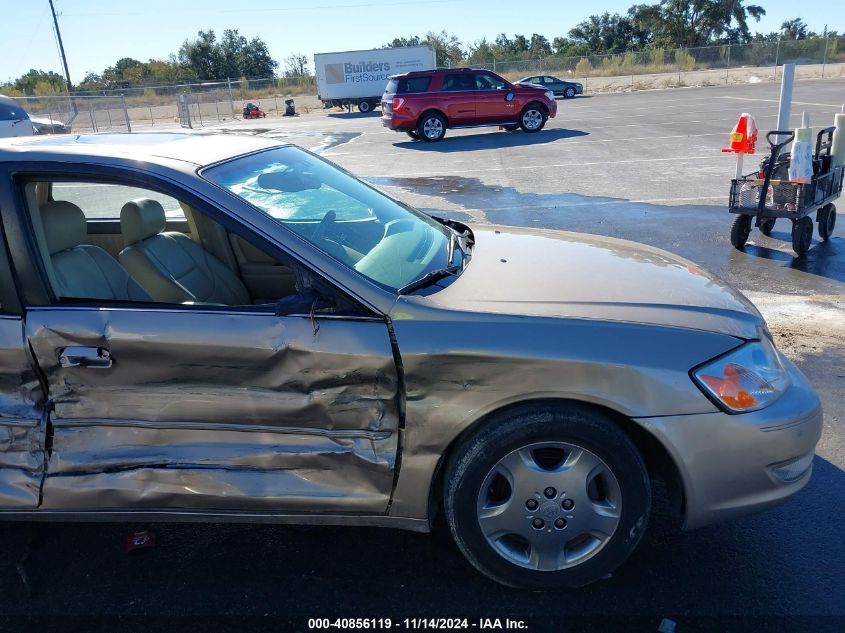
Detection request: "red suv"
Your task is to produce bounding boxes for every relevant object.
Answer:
[381,68,557,142]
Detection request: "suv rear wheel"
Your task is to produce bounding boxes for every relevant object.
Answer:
[418,112,446,142]
[520,104,547,133]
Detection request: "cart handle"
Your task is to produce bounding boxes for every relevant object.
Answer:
[756,130,795,214]
[766,130,795,150]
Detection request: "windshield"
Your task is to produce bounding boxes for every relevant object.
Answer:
[203,146,456,292]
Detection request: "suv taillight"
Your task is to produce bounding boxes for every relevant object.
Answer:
[392,97,406,113]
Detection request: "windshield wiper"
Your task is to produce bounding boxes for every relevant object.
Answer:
[398,265,462,295]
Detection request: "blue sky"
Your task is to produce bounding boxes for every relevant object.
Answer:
[1,0,841,84]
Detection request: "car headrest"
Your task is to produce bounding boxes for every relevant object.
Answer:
[121,198,166,246]
[41,201,86,254]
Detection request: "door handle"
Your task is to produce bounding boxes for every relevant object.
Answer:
[58,346,112,369]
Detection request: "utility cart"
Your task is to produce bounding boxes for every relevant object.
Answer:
[729,129,841,255]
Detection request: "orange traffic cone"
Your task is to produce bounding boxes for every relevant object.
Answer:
[722,113,757,154]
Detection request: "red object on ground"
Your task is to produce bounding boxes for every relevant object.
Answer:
[242,103,266,119]
[125,530,156,553]
[722,113,757,154]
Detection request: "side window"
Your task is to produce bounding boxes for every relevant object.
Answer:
[0,102,28,121]
[51,182,183,219]
[441,74,477,91]
[543,77,555,85]
[476,74,506,90]
[396,76,432,94]
[18,178,333,311]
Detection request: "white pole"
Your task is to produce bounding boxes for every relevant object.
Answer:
[735,153,744,181]
[775,63,795,149]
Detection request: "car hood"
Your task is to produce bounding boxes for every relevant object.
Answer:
[419,225,763,339]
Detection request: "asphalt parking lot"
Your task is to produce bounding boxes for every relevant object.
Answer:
[2,80,843,629]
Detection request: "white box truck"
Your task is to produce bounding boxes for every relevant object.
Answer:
[314,46,436,113]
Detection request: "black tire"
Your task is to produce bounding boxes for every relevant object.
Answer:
[444,403,651,589]
[519,104,547,133]
[358,100,372,113]
[759,217,776,236]
[502,124,519,132]
[406,130,420,140]
[730,214,752,249]
[791,216,813,255]
[818,203,836,240]
[417,111,446,142]
[564,87,576,99]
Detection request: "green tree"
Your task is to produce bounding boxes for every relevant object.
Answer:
[178,29,276,80]
[781,18,809,40]
[568,13,637,53]
[13,69,66,95]
[528,34,552,57]
[466,39,495,64]
[385,31,463,66]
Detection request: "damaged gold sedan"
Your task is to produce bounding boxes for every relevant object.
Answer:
[0,134,822,588]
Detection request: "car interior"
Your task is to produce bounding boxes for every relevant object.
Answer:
[21,180,317,310]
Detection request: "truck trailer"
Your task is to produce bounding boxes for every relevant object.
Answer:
[314,46,436,112]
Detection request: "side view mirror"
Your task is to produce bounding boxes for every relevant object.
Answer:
[505,92,514,102]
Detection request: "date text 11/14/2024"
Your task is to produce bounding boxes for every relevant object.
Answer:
[307,618,529,630]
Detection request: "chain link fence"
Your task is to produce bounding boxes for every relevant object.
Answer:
[475,35,845,93]
[8,37,843,133]
[10,94,132,133]
[65,76,317,129]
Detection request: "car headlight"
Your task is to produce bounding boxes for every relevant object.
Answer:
[692,338,790,412]
[545,90,555,100]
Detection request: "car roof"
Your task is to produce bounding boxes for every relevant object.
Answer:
[0,132,284,168]
[390,67,494,78]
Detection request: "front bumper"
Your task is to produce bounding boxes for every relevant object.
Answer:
[637,356,822,530]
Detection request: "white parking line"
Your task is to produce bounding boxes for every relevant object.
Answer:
[357,154,726,176]
[721,96,845,108]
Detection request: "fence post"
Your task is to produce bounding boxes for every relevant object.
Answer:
[774,37,781,80]
[89,99,97,133]
[493,58,496,73]
[121,95,131,133]
[726,42,731,85]
[149,105,154,126]
[227,78,235,118]
[822,35,828,78]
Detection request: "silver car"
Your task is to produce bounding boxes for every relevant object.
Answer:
[0,133,821,589]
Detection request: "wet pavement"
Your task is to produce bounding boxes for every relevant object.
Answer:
[1,80,844,628]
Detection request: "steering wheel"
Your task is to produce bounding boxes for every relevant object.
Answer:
[311,210,336,243]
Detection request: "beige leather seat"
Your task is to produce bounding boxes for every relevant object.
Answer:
[41,201,151,301]
[119,199,250,305]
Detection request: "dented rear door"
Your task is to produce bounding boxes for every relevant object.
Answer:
[25,307,400,514]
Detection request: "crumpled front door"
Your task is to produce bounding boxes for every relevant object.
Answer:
[0,316,46,509]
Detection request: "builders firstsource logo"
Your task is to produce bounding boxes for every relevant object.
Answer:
[326,61,392,84]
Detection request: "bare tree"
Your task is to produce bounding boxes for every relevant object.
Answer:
[284,53,310,78]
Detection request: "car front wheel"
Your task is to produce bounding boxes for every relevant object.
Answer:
[519,105,547,133]
[444,404,651,589]
[418,112,447,142]
[564,87,576,99]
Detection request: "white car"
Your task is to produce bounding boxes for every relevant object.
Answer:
[0,95,33,138]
